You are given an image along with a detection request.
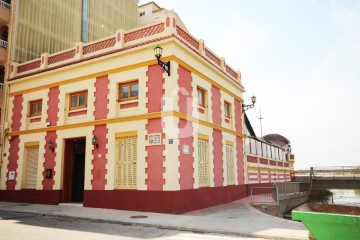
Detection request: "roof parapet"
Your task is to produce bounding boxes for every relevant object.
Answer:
[9,13,242,84]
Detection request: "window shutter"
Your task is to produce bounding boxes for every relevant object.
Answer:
[115,132,137,189]
[198,138,210,187]
[226,144,235,185]
[23,146,39,189]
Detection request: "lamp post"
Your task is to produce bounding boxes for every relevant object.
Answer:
[242,95,256,112]
[154,45,170,76]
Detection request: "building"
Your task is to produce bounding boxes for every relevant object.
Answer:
[7,0,138,64]
[0,0,138,160]
[0,12,252,213]
[244,114,295,184]
[138,1,187,30]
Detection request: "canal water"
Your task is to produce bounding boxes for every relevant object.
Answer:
[330,189,360,206]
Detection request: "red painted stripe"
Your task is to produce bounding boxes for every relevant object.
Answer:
[145,65,165,190]
[91,125,108,190]
[6,137,20,190]
[30,117,41,123]
[178,66,194,189]
[212,129,223,187]
[234,100,242,133]
[236,137,245,184]
[119,102,138,109]
[68,110,87,117]
[47,87,60,125]
[211,86,222,125]
[42,131,57,190]
[94,76,110,120]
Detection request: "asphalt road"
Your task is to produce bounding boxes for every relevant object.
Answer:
[0,211,264,240]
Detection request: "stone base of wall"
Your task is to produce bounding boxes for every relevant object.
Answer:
[0,183,274,213]
[0,190,61,204]
[84,185,249,213]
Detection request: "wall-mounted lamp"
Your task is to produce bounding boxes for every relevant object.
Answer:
[92,135,99,148]
[154,45,170,76]
[48,140,55,152]
[242,95,257,112]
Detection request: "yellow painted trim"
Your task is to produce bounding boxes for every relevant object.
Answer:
[225,140,234,146]
[115,131,137,138]
[198,134,209,141]
[7,111,246,139]
[9,59,157,97]
[173,111,246,138]
[24,141,40,147]
[9,55,243,104]
[168,56,244,103]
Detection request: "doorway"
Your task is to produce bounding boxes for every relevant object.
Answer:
[63,138,86,202]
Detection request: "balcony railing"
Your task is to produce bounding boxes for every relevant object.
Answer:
[0,0,10,10]
[0,39,7,49]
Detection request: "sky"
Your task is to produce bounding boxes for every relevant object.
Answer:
[140,0,360,169]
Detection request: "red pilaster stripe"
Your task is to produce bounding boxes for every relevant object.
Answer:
[234,100,242,133]
[91,125,108,190]
[11,95,23,131]
[94,76,110,120]
[178,66,194,189]
[145,65,165,190]
[211,86,222,125]
[236,136,245,184]
[47,87,60,125]
[145,119,165,190]
[212,129,223,187]
[6,137,20,190]
[6,95,23,190]
[42,131,57,190]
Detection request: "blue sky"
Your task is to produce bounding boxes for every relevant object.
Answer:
[140,0,360,169]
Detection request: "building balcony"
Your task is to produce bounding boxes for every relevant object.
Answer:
[0,39,7,64]
[0,0,11,26]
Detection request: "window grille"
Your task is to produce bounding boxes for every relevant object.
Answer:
[23,146,39,189]
[198,137,210,187]
[115,132,137,189]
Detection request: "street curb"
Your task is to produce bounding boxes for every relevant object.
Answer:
[0,209,309,240]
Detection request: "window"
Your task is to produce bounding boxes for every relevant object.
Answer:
[139,11,145,16]
[29,100,42,117]
[197,87,206,107]
[23,145,39,189]
[115,132,137,189]
[119,81,139,101]
[224,101,231,118]
[70,91,87,110]
[198,135,210,187]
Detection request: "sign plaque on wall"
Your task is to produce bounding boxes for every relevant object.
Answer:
[148,133,162,146]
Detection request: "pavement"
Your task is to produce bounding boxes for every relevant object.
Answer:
[0,197,309,240]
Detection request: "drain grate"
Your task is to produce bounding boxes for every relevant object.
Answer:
[129,215,148,219]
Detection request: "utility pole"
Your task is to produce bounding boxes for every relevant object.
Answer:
[256,106,264,137]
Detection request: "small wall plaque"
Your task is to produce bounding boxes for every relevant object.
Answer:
[8,171,15,180]
[148,133,162,146]
[182,144,190,154]
[168,139,173,144]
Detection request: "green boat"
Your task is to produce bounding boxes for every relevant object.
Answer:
[292,203,360,240]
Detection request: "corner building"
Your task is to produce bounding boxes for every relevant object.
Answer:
[0,14,249,213]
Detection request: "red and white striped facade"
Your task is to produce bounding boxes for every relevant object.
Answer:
[0,13,291,213]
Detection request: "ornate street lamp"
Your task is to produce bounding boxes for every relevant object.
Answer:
[242,95,257,112]
[154,45,170,76]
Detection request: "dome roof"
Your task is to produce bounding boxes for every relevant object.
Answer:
[263,134,290,148]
